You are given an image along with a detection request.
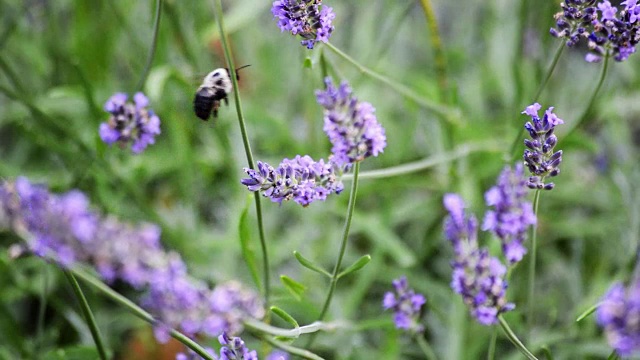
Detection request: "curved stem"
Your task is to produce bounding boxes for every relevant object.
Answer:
[418,0,448,97]
[71,267,215,360]
[258,335,325,360]
[527,188,542,342]
[63,270,109,360]
[323,42,458,121]
[243,318,347,338]
[498,315,539,360]
[487,328,497,360]
[213,0,270,307]
[135,0,163,92]
[415,334,439,360]
[507,42,565,162]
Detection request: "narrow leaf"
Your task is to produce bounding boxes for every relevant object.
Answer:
[576,302,600,322]
[337,255,371,279]
[293,251,331,278]
[239,196,261,290]
[540,346,554,360]
[270,306,299,328]
[280,275,306,301]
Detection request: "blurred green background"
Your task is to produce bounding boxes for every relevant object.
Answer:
[1,0,639,359]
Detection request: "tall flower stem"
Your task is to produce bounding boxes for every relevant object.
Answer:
[62,270,109,360]
[487,328,497,360]
[507,42,565,162]
[498,315,539,360]
[323,42,458,121]
[213,0,270,306]
[416,334,439,360]
[527,188,542,342]
[71,267,215,360]
[135,0,163,92]
[306,162,361,347]
[418,0,448,97]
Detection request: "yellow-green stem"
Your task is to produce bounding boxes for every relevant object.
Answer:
[416,334,439,360]
[135,0,163,92]
[418,0,448,96]
[498,315,539,360]
[527,188,542,342]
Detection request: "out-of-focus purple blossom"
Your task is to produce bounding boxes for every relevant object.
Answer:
[316,78,386,167]
[550,0,640,62]
[266,350,290,360]
[596,279,640,356]
[382,276,426,334]
[100,92,161,154]
[241,155,344,207]
[218,332,258,360]
[522,103,564,190]
[482,164,536,264]
[0,177,264,343]
[443,194,514,325]
[271,0,335,49]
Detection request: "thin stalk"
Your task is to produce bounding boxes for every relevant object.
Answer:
[135,0,163,92]
[213,0,270,306]
[487,328,497,360]
[563,54,610,141]
[307,162,361,347]
[527,188,542,342]
[62,270,109,360]
[71,268,214,360]
[36,264,48,355]
[498,315,539,360]
[259,335,325,360]
[418,0,448,96]
[415,334,438,360]
[607,350,620,360]
[323,42,457,120]
[507,42,565,162]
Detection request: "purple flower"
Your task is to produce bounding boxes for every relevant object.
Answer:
[443,194,514,325]
[100,92,161,154]
[522,103,564,190]
[382,276,426,333]
[266,350,290,360]
[217,332,258,360]
[241,155,344,206]
[316,78,387,167]
[271,0,335,49]
[482,164,536,264]
[597,279,640,356]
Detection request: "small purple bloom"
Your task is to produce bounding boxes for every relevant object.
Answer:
[217,332,258,360]
[522,103,564,190]
[382,276,426,333]
[272,0,335,49]
[100,92,161,154]
[597,279,640,356]
[266,350,290,360]
[598,1,617,20]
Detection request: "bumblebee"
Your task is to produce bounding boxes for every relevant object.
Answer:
[193,65,249,120]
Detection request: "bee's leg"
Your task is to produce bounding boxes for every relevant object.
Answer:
[224,97,229,106]
[213,108,218,118]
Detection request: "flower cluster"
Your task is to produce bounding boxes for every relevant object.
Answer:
[0,177,264,342]
[522,103,564,190]
[241,155,344,206]
[550,0,640,62]
[482,164,536,264]
[316,77,387,168]
[217,332,258,360]
[271,0,335,49]
[443,194,514,325]
[382,276,426,333]
[100,92,161,154]
[597,279,640,356]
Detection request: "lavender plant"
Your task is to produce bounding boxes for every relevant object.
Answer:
[597,278,640,357]
[271,0,335,49]
[522,103,564,190]
[382,276,426,334]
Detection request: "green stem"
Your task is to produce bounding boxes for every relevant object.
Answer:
[418,0,448,97]
[259,335,325,360]
[70,268,215,360]
[487,328,497,360]
[36,264,48,355]
[307,162,361,347]
[563,54,610,141]
[415,334,438,360]
[507,42,565,162]
[62,270,109,360]
[527,188,542,342]
[135,0,163,92]
[213,0,270,307]
[342,142,502,180]
[323,42,457,120]
[606,350,620,360]
[498,315,539,360]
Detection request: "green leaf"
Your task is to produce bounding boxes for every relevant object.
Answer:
[303,57,313,69]
[42,346,101,360]
[540,346,554,360]
[270,306,299,328]
[293,251,331,278]
[239,195,261,291]
[280,275,306,301]
[337,254,371,279]
[576,302,600,322]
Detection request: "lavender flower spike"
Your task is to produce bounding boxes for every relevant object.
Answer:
[597,279,640,356]
[382,276,426,333]
[443,194,514,325]
[316,78,387,167]
[482,164,536,264]
[271,0,335,49]
[522,103,564,190]
[241,155,344,206]
[100,92,161,154]
[218,332,258,360]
